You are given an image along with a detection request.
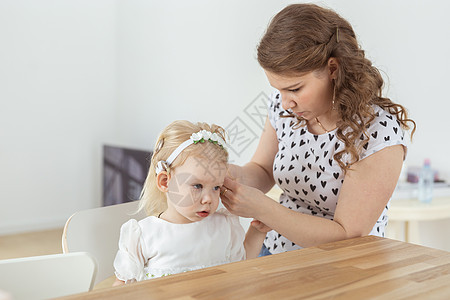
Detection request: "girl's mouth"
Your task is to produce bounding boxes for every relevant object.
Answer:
[197,211,209,218]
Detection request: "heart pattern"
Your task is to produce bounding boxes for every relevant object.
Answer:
[265,92,406,254]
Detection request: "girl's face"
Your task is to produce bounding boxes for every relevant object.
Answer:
[165,155,226,224]
[264,68,334,121]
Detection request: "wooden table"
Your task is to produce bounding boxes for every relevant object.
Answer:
[59,236,450,299]
[387,197,450,244]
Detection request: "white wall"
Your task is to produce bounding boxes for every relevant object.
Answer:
[114,0,279,161]
[1,0,449,250]
[0,0,118,234]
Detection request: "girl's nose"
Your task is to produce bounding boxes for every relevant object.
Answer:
[200,191,213,204]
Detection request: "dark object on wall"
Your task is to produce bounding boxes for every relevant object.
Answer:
[103,145,152,206]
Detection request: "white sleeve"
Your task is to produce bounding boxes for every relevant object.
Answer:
[219,208,246,261]
[359,107,408,161]
[113,219,146,282]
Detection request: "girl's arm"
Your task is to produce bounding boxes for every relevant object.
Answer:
[223,144,404,248]
[244,220,271,259]
[227,118,278,193]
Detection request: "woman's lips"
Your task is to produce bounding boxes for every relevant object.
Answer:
[197,211,209,218]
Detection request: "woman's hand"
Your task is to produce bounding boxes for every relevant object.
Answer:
[220,177,271,219]
[226,163,245,183]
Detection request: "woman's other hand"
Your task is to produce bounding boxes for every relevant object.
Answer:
[251,219,272,233]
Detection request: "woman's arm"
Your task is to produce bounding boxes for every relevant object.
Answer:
[227,117,278,193]
[223,144,404,248]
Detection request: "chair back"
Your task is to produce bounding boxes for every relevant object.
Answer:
[62,201,146,285]
[0,252,97,300]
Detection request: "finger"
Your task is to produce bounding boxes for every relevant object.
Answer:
[251,221,264,231]
[222,199,230,210]
[220,186,232,197]
[221,198,234,213]
[250,220,260,225]
[250,220,261,228]
[220,189,232,204]
[224,176,239,190]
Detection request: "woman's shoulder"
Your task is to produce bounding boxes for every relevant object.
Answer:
[369,105,404,135]
[356,105,406,160]
[373,105,398,119]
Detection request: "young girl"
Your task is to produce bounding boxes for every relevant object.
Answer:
[113,120,267,285]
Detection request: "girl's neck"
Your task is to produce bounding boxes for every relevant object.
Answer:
[158,209,197,224]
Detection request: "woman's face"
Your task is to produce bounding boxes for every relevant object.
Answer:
[264,68,334,121]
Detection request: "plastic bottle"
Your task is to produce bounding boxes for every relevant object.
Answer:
[418,159,433,203]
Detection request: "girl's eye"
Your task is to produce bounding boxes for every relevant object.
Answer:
[193,184,203,189]
[213,186,221,191]
[289,88,300,92]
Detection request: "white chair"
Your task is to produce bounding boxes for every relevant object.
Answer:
[62,201,146,285]
[0,252,97,300]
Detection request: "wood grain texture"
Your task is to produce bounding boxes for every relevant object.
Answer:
[0,228,63,260]
[58,236,450,299]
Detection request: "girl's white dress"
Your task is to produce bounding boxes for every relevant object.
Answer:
[114,208,246,282]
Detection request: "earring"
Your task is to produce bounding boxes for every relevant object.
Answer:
[332,80,337,110]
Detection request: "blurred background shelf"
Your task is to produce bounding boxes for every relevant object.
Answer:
[392,182,450,200]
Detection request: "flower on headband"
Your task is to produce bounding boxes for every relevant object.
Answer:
[210,133,226,147]
[190,130,225,147]
[210,133,219,143]
[191,132,204,143]
[201,130,211,140]
[191,130,209,143]
[155,129,226,175]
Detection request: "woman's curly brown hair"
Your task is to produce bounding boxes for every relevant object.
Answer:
[257,3,416,172]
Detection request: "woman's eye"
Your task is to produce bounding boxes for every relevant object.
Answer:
[289,88,300,92]
[193,184,203,189]
[213,186,221,191]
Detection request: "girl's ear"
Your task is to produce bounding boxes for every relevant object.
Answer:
[156,172,170,192]
[327,57,339,79]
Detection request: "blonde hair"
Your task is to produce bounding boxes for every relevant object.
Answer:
[138,120,228,216]
[257,4,416,172]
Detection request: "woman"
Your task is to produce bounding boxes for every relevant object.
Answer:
[220,3,416,255]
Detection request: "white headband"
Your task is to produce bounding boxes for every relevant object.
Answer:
[155,130,226,175]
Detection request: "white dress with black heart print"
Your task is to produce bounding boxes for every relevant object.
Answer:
[265,92,407,254]
[114,208,246,281]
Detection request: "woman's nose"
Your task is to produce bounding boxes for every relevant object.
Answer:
[280,93,296,110]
